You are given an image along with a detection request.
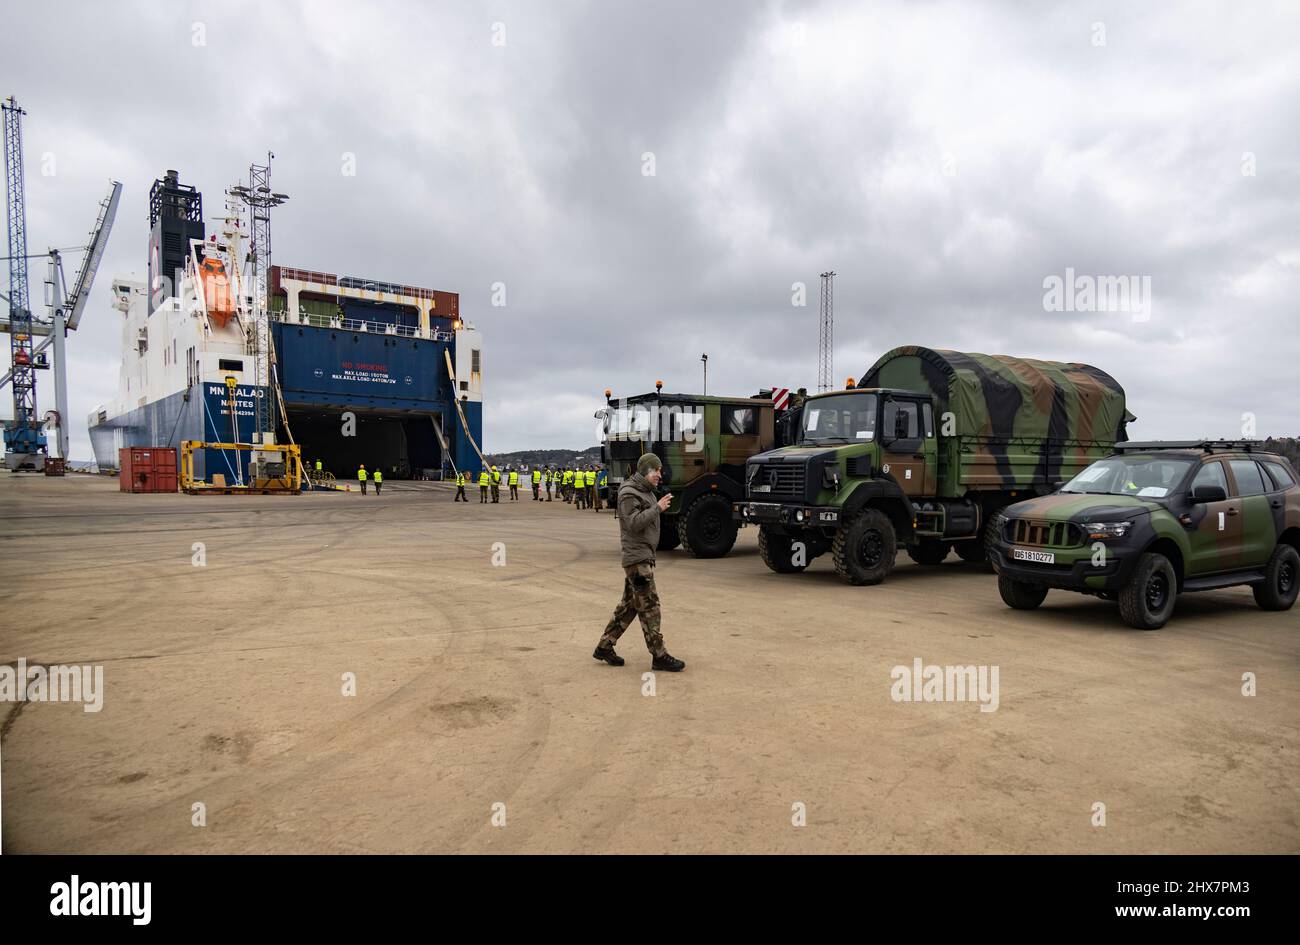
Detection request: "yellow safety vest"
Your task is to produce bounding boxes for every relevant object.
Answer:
[315,460,322,471]
[586,471,595,486]
[478,471,489,486]
[374,471,382,482]
[492,470,501,483]
[456,473,464,486]
[358,469,368,481]
[563,471,572,485]
[532,470,541,483]
[509,471,518,485]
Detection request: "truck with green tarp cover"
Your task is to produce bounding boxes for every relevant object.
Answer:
[734,345,1134,585]
[599,387,791,557]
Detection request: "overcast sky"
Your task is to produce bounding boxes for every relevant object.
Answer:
[5,0,1298,459]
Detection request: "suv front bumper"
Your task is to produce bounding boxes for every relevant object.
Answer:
[989,540,1141,592]
[733,501,841,527]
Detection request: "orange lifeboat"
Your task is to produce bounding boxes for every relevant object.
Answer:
[200,257,235,327]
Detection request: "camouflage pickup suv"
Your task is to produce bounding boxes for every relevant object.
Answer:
[990,442,1300,629]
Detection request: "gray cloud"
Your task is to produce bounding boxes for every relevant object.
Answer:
[4,0,1297,460]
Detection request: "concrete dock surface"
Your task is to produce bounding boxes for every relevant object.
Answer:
[1,473,1296,853]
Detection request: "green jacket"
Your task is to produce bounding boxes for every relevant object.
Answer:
[617,472,660,567]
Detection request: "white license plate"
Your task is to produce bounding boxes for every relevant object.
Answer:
[1013,548,1055,564]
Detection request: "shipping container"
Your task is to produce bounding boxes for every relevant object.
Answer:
[119,447,178,493]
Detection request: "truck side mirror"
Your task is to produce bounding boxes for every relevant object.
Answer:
[1191,485,1227,503]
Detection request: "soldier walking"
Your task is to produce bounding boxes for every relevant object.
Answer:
[593,453,685,672]
[358,464,368,495]
[531,466,541,500]
[454,470,467,502]
[491,465,501,503]
[373,468,383,495]
[478,467,490,503]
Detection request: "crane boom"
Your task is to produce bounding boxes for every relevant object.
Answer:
[63,180,121,330]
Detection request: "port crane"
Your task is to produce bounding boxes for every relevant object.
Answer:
[1,96,120,470]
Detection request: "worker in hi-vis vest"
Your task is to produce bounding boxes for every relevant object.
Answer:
[587,467,598,511]
[490,465,501,503]
[574,466,587,510]
[546,467,556,501]
[478,468,490,503]
[357,464,369,495]
[595,467,607,512]
[562,467,573,502]
[314,459,323,477]
[373,468,383,496]
[454,470,467,502]
[531,466,542,500]
[508,466,519,501]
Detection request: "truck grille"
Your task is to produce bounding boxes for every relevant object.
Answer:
[749,463,807,500]
[1005,519,1083,547]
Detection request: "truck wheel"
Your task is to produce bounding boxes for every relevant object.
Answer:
[679,494,738,558]
[832,509,896,585]
[998,574,1048,609]
[656,515,681,551]
[907,539,950,566]
[1253,543,1300,611]
[1118,552,1177,630]
[759,526,807,573]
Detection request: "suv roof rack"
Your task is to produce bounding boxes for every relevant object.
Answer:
[1114,440,1259,454]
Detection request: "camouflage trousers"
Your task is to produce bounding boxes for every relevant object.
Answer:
[599,563,666,657]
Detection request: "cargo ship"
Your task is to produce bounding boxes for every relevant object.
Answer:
[88,170,484,482]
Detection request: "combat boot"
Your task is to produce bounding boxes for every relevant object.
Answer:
[592,645,625,666]
[651,652,685,672]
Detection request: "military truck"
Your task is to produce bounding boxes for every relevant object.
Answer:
[599,384,792,557]
[734,346,1133,584]
[990,442,1300,629]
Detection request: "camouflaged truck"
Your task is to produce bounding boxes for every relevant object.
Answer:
[990,442,1300,629]
[734,346,1133,585]
[599,386,791,557]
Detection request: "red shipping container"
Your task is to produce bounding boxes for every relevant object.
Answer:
[119,447,178,493]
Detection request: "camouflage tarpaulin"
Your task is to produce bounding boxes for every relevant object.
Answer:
[859,346,1131,444]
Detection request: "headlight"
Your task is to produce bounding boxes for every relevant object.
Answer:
[795,509,805,522]
[1083,521,1132,539]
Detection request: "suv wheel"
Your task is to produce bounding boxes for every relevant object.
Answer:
[1118,552,1177,630]
[907,538,950,566]
[832,509,897,585]
[758,526,807,573]
[1253,543,1300,611]
[998,574,1048,609]
[678,494,738,558]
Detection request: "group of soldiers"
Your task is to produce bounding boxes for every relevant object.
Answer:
[452,463,607,509]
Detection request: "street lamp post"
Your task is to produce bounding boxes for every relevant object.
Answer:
[701,353,708,395]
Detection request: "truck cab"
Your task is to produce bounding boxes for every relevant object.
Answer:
[599,387,786,557]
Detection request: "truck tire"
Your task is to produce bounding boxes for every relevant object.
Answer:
[907,538,950,566]
[759,526,807,573]
[679,494,738,558]
[955,515,1000,567]
[656,515,681,551]
[832,509,896,585]
[1118,552,1177,630]
[1253,543,1300,611]
[998,574,1048,610]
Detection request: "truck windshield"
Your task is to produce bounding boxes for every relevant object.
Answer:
[1060,456,1194,498]
[801,394,877,443]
